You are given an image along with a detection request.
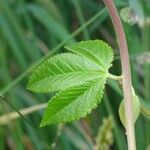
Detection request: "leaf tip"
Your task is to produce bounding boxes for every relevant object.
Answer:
[39,118,48,127]
[26,81,33,91]
[39,122,45,128]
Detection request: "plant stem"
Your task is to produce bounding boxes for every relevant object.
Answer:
[107,73,122,81]
[102,0,136,150]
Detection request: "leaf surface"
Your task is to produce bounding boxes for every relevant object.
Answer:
[65,40,113,71]
[40,79,106,126]
[27,53,103,93]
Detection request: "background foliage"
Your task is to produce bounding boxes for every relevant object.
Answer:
[0,0,150,149]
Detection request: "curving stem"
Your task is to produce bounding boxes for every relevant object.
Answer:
[102,0,136,150]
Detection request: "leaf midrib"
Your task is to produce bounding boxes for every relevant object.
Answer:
[30,70,106,84]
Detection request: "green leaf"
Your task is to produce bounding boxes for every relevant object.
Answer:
[27,53,104,93]
[65,40,114,71]
[40,78,106,126]
[27,40,114,126]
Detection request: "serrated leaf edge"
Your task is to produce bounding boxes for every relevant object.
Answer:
[27,52,105,93]
[40,78,106,127]
[65,40,114,71]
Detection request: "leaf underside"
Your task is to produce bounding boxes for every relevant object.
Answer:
[27,40,114,126]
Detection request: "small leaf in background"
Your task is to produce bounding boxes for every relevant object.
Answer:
[119,95,141,127]
[95,116,113,150]
[27,40,114,126]
[120,7,139,25]
[120,7,150,27]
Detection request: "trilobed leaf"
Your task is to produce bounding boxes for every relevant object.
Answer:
[27,40,114,126]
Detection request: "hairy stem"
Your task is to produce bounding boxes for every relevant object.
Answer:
[102,0,136,150]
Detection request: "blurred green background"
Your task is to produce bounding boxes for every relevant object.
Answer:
[0,0,150,149]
